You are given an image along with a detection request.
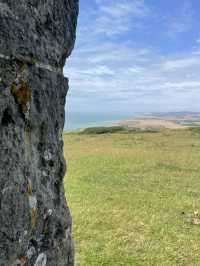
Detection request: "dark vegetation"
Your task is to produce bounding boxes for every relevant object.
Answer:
[189,127,200,134]
[78,126,160,135]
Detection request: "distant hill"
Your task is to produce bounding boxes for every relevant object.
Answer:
[117,112,200,129]
[148,111,200,117]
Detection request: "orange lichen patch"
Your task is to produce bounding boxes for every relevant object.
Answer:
[27,180,32,195]
[19,255,27,265]
[30,208,37,228]
[11,80,31,113]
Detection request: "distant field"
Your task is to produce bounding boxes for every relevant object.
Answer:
[118,117,186,129]
[64,128,200,265]
[117,115,200,130]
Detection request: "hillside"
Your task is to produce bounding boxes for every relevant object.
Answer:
[117,112,200,130]
[64,128,200,265]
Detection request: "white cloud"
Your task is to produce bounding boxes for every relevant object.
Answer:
[163,57,200,70]
[65,65,114,76]
[97,0,149,18]
[65,39,200,113]
[77,0,151,38]
[64,0,200,115]
[162,81,200,89]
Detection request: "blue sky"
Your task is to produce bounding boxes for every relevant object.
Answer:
[64,0,200,117]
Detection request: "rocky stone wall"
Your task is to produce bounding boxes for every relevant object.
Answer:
[0,1,78,265]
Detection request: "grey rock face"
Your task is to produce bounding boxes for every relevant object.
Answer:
[0,1,78,265]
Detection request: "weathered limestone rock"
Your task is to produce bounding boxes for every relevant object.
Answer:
[0,1,78,265]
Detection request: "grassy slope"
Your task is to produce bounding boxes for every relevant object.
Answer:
[64,129,200,266]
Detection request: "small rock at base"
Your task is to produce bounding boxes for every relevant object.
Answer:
[34,253,47,266]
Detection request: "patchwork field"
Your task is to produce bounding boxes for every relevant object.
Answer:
[64,128,200,266]
[118,117,186,129]
[117,113,200,130]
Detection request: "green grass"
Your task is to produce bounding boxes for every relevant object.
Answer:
[64,128,200,266]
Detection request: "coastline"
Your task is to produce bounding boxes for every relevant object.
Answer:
[65,112,200,131]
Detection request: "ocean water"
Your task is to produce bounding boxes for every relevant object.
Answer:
[65,112,135,130]
[64,111,200,130]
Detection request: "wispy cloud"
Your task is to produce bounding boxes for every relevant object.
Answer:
[65,0,200,115]
[97,0,150,17]
[65,39,200,113]
[163,57,199,70]
[77,0,151,38]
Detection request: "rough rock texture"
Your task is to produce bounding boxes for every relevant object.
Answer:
[0,1,78,265]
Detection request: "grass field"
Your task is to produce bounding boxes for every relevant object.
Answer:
[64,128,200,266]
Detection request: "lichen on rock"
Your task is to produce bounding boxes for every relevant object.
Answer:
[11,79,32,113]
[0,0,79,265]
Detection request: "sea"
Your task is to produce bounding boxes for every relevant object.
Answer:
[64,112,139,131]
[64,111,200,131]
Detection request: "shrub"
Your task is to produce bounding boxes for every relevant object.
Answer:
[80,126,126,134]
